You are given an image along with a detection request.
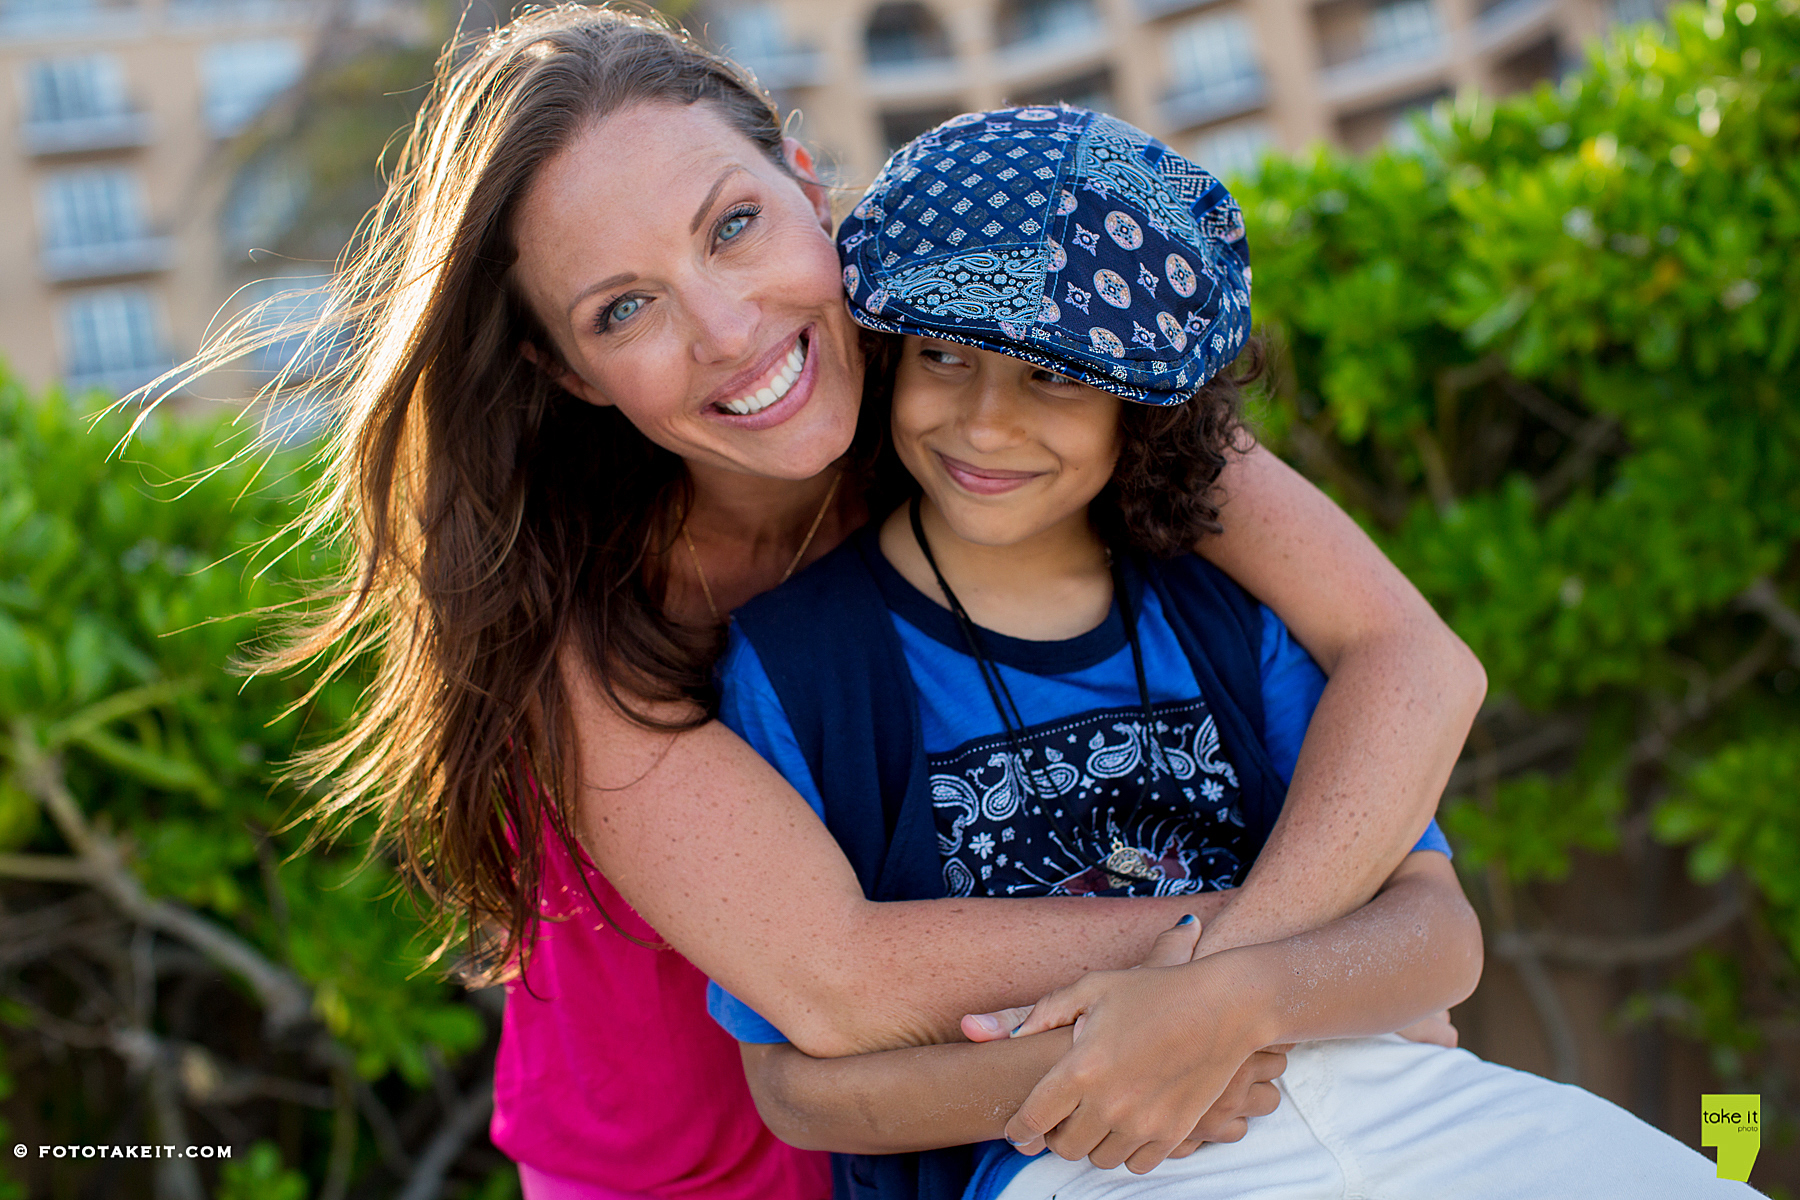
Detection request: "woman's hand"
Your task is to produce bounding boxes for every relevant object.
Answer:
[963,852,1483,1174]
[963,917,1285,1173]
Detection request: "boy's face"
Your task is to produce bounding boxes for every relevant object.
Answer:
[891,335,1123,549]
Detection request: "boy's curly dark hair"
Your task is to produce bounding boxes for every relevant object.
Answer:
[1097,337,1264,559]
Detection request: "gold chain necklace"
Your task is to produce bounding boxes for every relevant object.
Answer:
[682,471,842,624]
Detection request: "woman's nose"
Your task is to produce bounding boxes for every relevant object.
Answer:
[685,282,759,366]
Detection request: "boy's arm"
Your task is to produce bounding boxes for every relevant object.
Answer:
[746,852,1478,1158]
[742,1031,1070,1154]
[995,851,1483,1172]
[738,921,1287,1155]
[1195,446,1487,953]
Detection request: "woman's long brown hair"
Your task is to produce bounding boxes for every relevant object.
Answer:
[176,4,809,981]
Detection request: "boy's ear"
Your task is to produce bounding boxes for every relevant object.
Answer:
[782,137,833,231]
[519,340,611,408]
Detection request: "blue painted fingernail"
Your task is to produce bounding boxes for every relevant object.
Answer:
[1178,913,1198,926]
[1009,1021,1025,1037]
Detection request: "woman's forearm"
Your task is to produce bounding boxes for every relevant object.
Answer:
[749,853,1479,1156]
[1195,446,1486,954]
[1216,851,1484,1048]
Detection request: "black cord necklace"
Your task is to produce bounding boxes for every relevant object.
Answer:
[908,495,1165,887]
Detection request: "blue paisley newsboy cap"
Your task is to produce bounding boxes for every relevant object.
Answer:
[837,105,1251,407]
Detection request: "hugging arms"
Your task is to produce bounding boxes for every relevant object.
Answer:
[562,443,1484,1148]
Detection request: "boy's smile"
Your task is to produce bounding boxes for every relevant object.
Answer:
[891,336,1123,551]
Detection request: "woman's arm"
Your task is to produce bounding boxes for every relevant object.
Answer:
[740,852,1479,1161]
[568,449,1481,1057]
[1193,446,1486,954]
[564,654,1232,1058]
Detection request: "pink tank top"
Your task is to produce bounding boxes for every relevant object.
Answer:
[490,835,831,1199]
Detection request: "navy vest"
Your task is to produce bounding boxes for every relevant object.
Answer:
[733,526,1282,1200]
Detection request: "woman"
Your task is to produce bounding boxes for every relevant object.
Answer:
[225,6,1484,1198]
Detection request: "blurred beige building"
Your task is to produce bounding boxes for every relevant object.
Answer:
[697,0,1654,188]
[0,0,1665,397]
[0,0,423,397]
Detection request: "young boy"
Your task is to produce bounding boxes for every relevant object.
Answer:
[706,107,1750,1200]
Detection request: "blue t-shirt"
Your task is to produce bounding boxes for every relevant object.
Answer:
[710,550,1448,1044]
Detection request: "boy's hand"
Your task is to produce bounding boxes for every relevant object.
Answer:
[963,917,1281,1173]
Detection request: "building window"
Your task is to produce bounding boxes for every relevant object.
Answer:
[1,0,134,35]
[201,38,303,136]
[995,0,1100,49]
[1612,0,1663,22]
[39,168,146,250]
[20,52,150,154]
[865,2,952,67]
[714,3,786,63]
[1366,0,1441,58]
[61,286,167,390]
[221,151,310,253]
[1191,119,1272,179]
[1009,67,1114,114]
[710,4,824,90]
[1167,11,1261,97]
[26,55,127,122]
[879,105,965,156]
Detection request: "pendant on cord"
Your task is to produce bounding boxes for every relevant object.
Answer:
[1101,838,1163,888]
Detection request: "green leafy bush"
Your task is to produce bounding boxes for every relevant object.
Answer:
[0,382,490,1197]
[1243,0,1799,1125]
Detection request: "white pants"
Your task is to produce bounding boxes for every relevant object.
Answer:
[998,1035,1761,1199]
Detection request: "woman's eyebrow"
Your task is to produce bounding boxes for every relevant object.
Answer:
[566,271,637,320]
[690,165,748,234]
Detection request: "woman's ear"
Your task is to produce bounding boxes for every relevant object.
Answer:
[519,340,611,408]
[782,137,832,231]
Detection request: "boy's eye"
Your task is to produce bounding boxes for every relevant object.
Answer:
[921,347,967,367]
[1035,368,1080,387]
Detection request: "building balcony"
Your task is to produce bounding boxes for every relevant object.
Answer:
[1160,73,1267,130]
[865,55,965,102]
[994,23,1112,87]
[0,3,143,42]
[1318,34,1450,107]
[64,359,171,397]
[165,0,316,27]
[41,235,173,283]
[736,45,828,90]
[1473,0,1559,53]
[22,110,151,155]
[1136,0,1230,18]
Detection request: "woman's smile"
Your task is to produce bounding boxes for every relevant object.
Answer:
[710,327,814,427]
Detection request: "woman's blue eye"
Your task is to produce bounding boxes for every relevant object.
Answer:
[605,296,644,326]
[719,211,753,241]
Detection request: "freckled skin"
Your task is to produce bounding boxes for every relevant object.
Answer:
[511,101,864,485]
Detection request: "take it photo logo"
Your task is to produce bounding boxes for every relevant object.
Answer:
[1701,1094,1760,1183]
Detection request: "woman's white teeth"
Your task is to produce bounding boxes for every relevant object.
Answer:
[723,340,806,415]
